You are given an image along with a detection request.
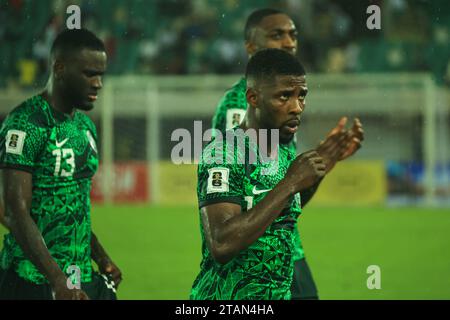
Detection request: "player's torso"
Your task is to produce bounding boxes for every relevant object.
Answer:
[241,143,300,224]
[33,112,98,188]
[0,96,98,283]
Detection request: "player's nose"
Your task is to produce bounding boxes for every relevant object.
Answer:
[291,98,304,115]
[282,36,296,53]
[92,76,103,90]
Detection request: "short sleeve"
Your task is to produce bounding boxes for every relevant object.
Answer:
[197,141,245,208]
[0,112,47,172]
[212,78,248,134]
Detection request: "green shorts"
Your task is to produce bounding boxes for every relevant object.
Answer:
[0,267,117,300]
[290,258,319,300]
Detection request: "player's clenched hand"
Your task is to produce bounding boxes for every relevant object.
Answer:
[98,258,123,289]
[52,283,90,300]
[286,150,326,192]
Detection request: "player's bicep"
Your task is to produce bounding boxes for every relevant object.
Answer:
[1,116,46,171]
[2,169,33,221]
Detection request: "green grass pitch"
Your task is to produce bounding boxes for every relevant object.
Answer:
[1,205,449,299]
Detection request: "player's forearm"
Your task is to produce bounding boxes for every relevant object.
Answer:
[4,170,67,288]
[211,179,295,264]
[7,207,67,288]
[90,232,111,265]
[300,178,323,208]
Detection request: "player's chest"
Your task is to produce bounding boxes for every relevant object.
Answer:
[241,153,291,209]
[39,121,98,178]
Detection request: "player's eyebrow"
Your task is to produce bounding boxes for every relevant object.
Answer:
[274,88,296,96]
[268,27,297,34]
[83,69,105,76]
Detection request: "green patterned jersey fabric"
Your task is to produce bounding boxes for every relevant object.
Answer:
[0,95,99,284]
[190,129,302,300]
[211,77,304,261]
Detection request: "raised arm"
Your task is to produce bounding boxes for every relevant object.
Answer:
[202,151,325,264]
[3,169,89,300]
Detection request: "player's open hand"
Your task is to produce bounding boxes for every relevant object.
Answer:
[317,117,364,172]
[286,150,326,192]
[98,258,123,289]
[340,117,364,160]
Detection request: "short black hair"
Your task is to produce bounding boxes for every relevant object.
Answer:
[244,8,284,41]
[246,48,305,82]
[51,28,105,58]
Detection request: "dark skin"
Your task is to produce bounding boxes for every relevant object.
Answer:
[246,13,298,56]
[2,48,121,300]
[202,75,331,264]
[245,13,364,207]
[0,174,6,229]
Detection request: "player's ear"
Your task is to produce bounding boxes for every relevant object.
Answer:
[53,60,65,80]
[245,41,256,56]
[246,87,259,109]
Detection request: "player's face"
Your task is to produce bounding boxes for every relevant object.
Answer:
[257,75,307,144]
[247,14,298,56]
[62,49,107,111]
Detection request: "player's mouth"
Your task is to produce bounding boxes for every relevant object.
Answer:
[283,119,300,134]
[87,94,98,102]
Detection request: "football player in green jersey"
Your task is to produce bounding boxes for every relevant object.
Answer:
[211,8,363,300]
[191,49,359,300]
[0,29,121,300]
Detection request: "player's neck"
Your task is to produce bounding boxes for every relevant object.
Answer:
[240,115,277,156]
[43,82,76,117]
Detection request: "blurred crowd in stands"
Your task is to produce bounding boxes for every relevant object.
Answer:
[0,0,449,88]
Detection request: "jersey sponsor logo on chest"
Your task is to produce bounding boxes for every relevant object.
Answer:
[55,138,69,148]
[252,185,272,195]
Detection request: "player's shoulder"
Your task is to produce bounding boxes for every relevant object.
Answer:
[75,112,97,134]
[217,77,247,110]
[200,128,251,167]
[2,95,52,129]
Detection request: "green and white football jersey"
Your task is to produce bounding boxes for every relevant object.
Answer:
[211,77,304,261]
[190,130,301,300]
[0,95,98,284]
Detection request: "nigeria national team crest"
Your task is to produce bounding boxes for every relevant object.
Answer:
[86,130,97,153]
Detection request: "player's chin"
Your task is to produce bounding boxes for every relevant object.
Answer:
[78,101,95,111]
[279,132,295,145]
